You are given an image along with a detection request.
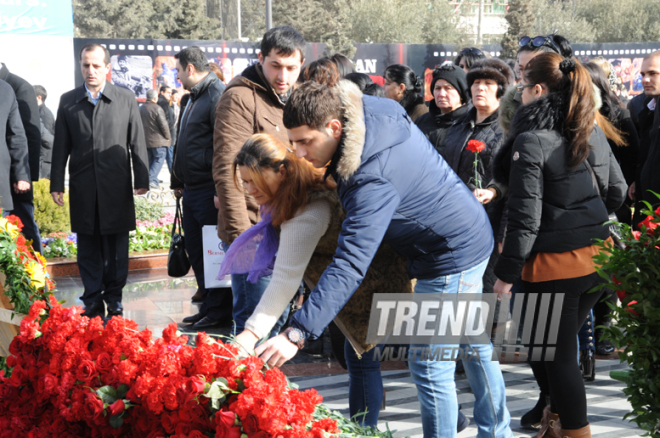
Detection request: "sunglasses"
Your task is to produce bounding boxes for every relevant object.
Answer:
[518,35,561,54]
[460,47,484,57]
[515,83,535,93]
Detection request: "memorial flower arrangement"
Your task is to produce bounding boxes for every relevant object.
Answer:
[592,199,660,435]
[0,211,53,314]
[465,140,485,189]
[0,297,392,438]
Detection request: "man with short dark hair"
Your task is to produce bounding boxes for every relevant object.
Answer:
[171,46,231,330]
[211,26,305,336]
[33,84,55,179]
[51,43,149,320]
[0,62,42,252]
[141,89,171,189]
[255,80,512,438]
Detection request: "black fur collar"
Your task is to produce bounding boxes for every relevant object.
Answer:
[492,93,567,185]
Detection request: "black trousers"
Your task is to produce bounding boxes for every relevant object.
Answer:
[10,198,42,254]
[77,207,129,307]
[526,272,605,430]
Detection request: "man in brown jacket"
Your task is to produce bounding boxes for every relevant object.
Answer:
[213,26,305,334]
[140,89,171,188]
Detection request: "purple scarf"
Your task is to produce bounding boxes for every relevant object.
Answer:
[216,208,279,283]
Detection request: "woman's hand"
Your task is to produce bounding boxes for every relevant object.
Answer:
[474,187,497,204]
[234,330,259,357]
[254,334,300,367]
[493,279,513,301]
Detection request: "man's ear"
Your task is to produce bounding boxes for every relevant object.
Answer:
[258,53,264,65]
[326,119,343,140]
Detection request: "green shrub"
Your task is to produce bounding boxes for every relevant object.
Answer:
[134,196,164,222]
[33,179,71,235]
[593,199,660,436]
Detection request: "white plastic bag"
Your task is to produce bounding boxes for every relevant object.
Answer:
[202,225,232,288]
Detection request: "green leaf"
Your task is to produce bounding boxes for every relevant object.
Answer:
[96,386,118,404]
[109,414,124,429]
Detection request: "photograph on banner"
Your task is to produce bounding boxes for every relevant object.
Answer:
[110,55,154,101]
[154,56,181,91]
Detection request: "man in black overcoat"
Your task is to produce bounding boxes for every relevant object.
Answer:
[0,80,30,213]
[0,63,42,252]
[50,44,149,320]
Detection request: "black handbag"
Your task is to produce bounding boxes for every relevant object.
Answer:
[168,197,191,277]
[584,160,626,249]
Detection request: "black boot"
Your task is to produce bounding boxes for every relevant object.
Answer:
[520,393,550,430]
[595,327,615,355]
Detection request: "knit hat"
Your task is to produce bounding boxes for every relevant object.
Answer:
[466,58,515,92]
[430,64,469,104]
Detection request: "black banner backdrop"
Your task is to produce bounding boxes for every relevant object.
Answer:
[74,38,660,101]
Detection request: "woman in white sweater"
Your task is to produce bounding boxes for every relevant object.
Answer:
[218,133,337,350]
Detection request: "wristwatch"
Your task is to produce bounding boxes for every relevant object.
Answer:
[284,327,305,349]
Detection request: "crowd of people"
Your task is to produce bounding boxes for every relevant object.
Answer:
[2,25,660,438]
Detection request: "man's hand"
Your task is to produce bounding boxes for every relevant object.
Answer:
[474,188,497,204]
[13,181,30,194]
[134,188,148,195]
[254,333,300,367]
[234,330,260,357]
[51,192,64,206]
[628,181,636,201]
[493,279,513,301]
[174,188,184,199]
[214,195,220,210]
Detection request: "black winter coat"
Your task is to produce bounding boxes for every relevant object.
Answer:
[493,94,627,284]
[51,82,149,235]
[0,63,41,203]
[39,121,53,179]
[416,102,471,153]
[0,80,29,211]
[157,95,175,146]
[172,72,225,190]
[601,105,639,186]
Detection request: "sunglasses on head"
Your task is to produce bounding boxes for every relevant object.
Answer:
[518,35,561,54]
[460,47,484,57]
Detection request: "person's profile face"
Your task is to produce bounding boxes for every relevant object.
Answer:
[259,50,303,95]
[175,60,193,91]
[80,48,110,89]
[287,123,340,169]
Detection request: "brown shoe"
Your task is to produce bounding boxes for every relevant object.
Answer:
[560,424,591,438]
[535,406,561,438]
[191,288,204,303]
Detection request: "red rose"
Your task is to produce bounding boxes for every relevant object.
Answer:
[215,410,236,428]
[96,353,113,372]
[242,414,260,435]
[252,432,271,438]
[218,426,242,438]
[174,422,192,435]
[186,376,206,397]
[188,432,206,438]
[108,399,125,416]
[77,359,97,382]
[84,392,105,423]
[466,139,485,153]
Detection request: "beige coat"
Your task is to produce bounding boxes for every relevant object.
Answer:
[213,64,290,244]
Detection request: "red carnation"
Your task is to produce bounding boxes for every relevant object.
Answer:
[466,139,485,153]
[6,214,24,231]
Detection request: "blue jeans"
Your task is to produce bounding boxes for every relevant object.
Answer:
[408,258,513,438]
[148,147,167,187]
[166,144,174,173]
[221,242,289,337]
[345,340,383,427]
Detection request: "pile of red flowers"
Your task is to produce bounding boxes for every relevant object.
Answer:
[0,298,339,438]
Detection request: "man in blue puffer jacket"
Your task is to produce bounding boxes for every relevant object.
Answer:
[256,80,512,438]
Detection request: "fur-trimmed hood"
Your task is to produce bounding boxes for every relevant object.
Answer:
[333,80,412,181]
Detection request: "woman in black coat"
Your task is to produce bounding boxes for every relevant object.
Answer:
[416,64,472,152]
[492,53,626,438]
[440,58,515,295]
